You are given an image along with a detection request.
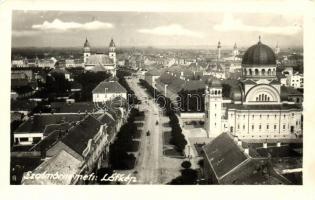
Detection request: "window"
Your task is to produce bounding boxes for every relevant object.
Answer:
[252,125,254,130]
[252,115,254,119]
[283,125,286,129]
[267,115,269,119]
[296,121,298,126]
[292,113,295,117]
[214,114,216,117]
[260,114,262,119]
[266,125,269,129]
[243,115,245,119]
[238,124,240,129]
[259,125,262,130]
[19,137,28,142]
[275,114,277,119]
[284,114,286,118]
[274,125,277,129]
[243,125,245,130]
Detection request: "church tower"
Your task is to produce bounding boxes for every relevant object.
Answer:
[205,79,223,138]
[217,41,221,61]
[233,42,239,59]
[275,42,280,55]
[83,37,91,64]
[109,38,116,64]
[108,38,116,76]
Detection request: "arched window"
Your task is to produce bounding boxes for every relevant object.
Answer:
[249,69,252,75]
[215,90,217,95]
[255,69,259,76]
[218,90,221,95]
[261,94,265,101]
[262,69,266,76]
[267,69,271,75]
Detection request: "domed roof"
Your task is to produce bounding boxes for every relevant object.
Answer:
[242,37,276,65]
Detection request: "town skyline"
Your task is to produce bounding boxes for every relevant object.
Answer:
[12,10,303,48]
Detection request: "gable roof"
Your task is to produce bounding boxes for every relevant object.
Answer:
[202,133,248,179]
[15,114,85,134]
[86,54,113,66]
[22,150,81,185]
[92,81,127,94]
[61,115,102,156]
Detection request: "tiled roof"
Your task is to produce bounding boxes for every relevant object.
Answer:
[92,81,127,94]
[202,133,248,179]
[15,114,86,134]
[22,150,81,185]
[51,102,96,113]
[61,115,102,156]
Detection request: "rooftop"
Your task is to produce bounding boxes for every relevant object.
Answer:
[15,114,86,134]
[61,115,102,156]
[92,81,127,94]
[202,133,248,179]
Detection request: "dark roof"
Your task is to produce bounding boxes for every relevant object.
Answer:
[11,100,37,111]
[242,41,276,65]
[43,122,72,137]
[92,81,127,94]
[51,102,96,113]
[15,114,86,133]
[209,79,222,88]
[269,79,281,84]
[61,115,102,155]
[242,79,257,85]
[202,133,248,178]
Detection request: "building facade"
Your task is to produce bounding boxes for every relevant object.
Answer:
[83,38,117,76]
[204,37,303,140]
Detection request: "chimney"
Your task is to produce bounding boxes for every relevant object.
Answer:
[263,143,268,148]
[277,142,281,147]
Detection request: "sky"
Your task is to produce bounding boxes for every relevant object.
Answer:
[11,10,303,49]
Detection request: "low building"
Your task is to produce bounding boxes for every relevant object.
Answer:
[13,114,86,146]
[287,73,303,89]
[92,81,127,103]
[144,69,161,88]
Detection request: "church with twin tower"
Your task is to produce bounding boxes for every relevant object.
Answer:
[83,37,117,76]
[205,37,303,140]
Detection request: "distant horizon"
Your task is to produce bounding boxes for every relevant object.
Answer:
[12,10,303,48]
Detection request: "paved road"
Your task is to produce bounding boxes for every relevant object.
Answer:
[126,77,162,184]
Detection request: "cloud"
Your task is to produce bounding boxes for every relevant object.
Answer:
[12,30,39,37]
[32,19,114,31]
[214,14,302,35]
[138,24,203,38]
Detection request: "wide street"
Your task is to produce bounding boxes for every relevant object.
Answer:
[126,77,163,184]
